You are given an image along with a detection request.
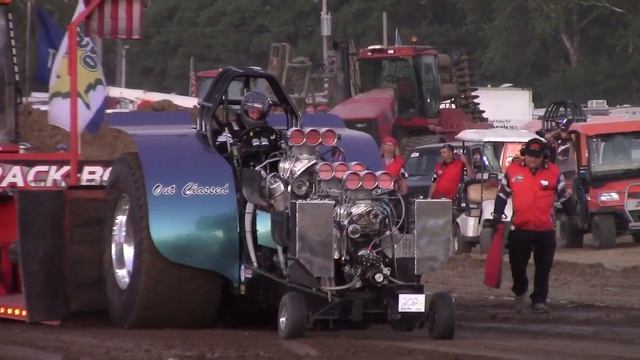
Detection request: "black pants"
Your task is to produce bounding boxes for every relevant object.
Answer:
[508,229,556,304]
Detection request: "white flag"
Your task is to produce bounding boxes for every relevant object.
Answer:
[48,1,107,134]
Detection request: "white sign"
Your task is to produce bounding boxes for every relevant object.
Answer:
[398,294,426,313]
[475,87,533,130]
[0,164,111,188]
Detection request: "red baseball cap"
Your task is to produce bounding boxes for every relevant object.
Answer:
[382,136,397,146]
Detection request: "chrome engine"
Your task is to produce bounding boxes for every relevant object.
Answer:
[254,127,402,290]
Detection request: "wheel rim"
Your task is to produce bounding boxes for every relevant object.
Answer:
[111,194,135,290]
[278,305,287,330]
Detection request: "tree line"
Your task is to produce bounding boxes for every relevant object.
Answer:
[12,0,640,107]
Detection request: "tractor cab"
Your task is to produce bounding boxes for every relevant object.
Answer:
[357,46,443,119]
[331,44,489,153]
[195,69,220,100]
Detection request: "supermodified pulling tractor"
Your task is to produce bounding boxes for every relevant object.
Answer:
[1,64,455,339]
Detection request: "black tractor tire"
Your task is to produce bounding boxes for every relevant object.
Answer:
[591,214,617,250]
[427,292,456,340]
[401,135,445,156]
[632,233,640,243]
[452,223,472,255]
[277,292,308,339]
[103,153,223,328]
[479,228,493,254]
[557,215,584,248]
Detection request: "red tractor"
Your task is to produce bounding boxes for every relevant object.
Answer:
[195,69,221,99]
[330,44,491,152]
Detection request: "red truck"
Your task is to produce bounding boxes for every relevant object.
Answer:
[556,117,640,249]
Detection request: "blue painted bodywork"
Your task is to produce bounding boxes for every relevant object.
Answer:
[131,132,240,286]
[112,110,382,287]
[108,110,195,126]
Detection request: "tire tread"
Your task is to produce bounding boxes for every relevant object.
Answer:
[104,153,223,328]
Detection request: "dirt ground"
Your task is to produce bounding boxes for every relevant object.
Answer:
[1,235,639,360]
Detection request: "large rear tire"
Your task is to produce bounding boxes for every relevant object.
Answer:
[103,153,223,328]
[592,214,617,250]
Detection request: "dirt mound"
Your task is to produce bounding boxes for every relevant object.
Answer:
[17,104,137,161]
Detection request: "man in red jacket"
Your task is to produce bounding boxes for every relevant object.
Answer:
[427,144,474,200]
[492,138,576,313]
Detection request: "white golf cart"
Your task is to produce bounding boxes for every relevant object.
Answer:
[452,129,543,254]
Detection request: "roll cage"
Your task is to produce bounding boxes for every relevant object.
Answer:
[197,67,302,145]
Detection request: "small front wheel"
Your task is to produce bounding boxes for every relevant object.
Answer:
[278,292,308,339]
[427,292,456,340]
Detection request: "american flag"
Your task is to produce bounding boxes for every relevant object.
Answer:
[85,0,145,39]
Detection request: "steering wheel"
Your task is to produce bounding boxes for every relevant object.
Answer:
[235,125,280,151]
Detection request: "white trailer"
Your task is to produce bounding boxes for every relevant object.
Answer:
[474,87,533,130]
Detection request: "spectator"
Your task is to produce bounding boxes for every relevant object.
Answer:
[471,147,483,172]
[381,136,407,194]
[427,144,474,200]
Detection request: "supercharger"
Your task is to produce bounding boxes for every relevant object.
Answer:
[246,127,452,291]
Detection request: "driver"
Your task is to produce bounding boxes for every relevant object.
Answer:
[216,91,274,153]
[240,91,271,126]
[232,91,279,163]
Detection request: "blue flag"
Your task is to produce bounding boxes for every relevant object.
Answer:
[35,5,64,86]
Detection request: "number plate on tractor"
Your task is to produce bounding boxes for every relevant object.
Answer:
[398,294,426,312]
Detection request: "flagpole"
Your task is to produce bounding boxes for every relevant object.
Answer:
[24,0,33,96]
[382,11,388,46]
[189,56,194,96]
[68,0,103,187]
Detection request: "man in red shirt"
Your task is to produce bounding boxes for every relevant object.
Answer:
[492,138,576,313]
[427,144,474,200]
